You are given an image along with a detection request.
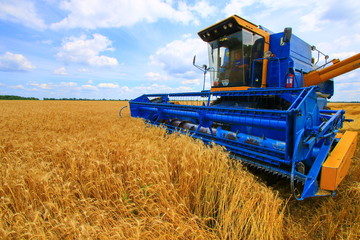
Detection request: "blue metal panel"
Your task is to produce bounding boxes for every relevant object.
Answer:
[317,80,334,98]
[289,35,313,73]
[129,86,346,199]
[267,32,315,88]
[267,33,291,88]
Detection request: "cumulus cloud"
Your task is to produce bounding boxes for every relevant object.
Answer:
[77,68,87,72]
[181,79,201,86]
[60,82,77,87]
[29,82,53,89]
[223,0,256,17]
[147,35,210,90]
[9,84,25,89]
[0,52,35,72]
[145,72,168,82]
[331,51,359,60]
[298,7,328,32]
[97,83,119,88]
[332,75,360,102]
[190,0,216,18]
[0,0,46,30]
[81,84,98,90]
[320,0,360,26]
[53,67,68,75]
[51,0,215,29]
[1,0,216,31]
[149,35,208,77]
[313,35,360,60]
[56,34,118,67]
[223,0,360,33]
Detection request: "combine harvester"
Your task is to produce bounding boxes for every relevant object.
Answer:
[129,15,359,200]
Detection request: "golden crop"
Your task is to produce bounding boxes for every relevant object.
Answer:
[0,100,359,239]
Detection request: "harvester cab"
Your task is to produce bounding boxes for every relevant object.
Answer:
[198,16,270,90]
[199,16,359,100]
[129,15,359,200]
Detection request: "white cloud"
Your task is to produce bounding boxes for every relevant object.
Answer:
[298,7,328,32]
[332,81,360,102]
[39,84,52,89]
[296,1,360,33]
[223,0,359,33]
[149,35,208,77]
[331,52,359,60]
[78,68,89,72]
[53,66,68,75]
[145,72,168,81]
[146,35,209,90]
[223,0,256,17]
[1,0,216,30]
[190,0,216,18]
[0,52,35,72]
[0,0,46,30]
[181,79,201,86]
[120,86,131,92]
[56,34,118,67]
[313,36,360,62]
[87,55,118,67]
[51,0,214,29]
[9,84,25,89]
[319,0,360,26]
[132,83,195,95]
[39,40,53,45]
[81,84,98,90]
[60,82,77,87]
[29,83,53,89]
[97,83,119,88]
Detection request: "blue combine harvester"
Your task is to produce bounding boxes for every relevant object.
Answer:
[130,15,359,200]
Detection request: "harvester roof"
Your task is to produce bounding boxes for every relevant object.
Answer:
[198,15,269,42]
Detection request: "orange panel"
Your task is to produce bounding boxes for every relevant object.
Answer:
[320,131,358,190]
[304,53,360,86]
[211,86,249,92]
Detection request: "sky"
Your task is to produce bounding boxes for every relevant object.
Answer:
[0,0,359,101]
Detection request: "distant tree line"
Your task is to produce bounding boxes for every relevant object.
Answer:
[0,95,129,101]
[43,98,128,101]
[0,95,39,100]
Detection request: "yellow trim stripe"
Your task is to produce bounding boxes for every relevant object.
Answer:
[320,131,358,190]
[211,86,250,92]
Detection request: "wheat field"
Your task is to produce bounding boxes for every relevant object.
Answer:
[0,100,359,239]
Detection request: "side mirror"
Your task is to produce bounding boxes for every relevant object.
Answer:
[193,55,210,91]
[193,55,207,71]
[283,27,292,43]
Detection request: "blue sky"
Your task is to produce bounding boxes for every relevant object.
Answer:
[0,0,359,101]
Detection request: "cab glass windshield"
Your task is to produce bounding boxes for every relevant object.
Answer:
[208,30,264,88]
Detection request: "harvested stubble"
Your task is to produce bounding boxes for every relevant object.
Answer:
[0,101,284,239]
